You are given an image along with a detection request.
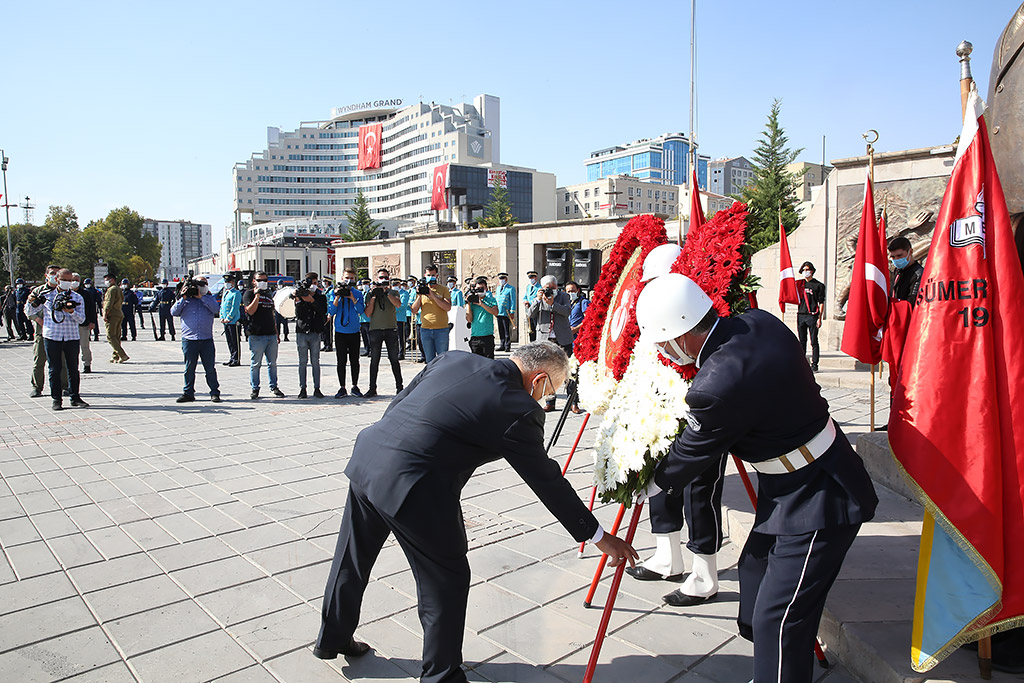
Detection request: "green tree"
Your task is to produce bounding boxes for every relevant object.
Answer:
[478,184,517,228]
[341,191,381,242]
[43,205,79,233]
[741,99,804,250]
[4,223,61,281]
[126,255,154,283]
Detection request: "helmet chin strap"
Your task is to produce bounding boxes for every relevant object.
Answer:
[660,337,696,365]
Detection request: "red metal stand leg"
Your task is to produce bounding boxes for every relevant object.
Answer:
[581,502,645,683]
[730,455,829,668]
[578,485,599,557]
[561,413,591,476]
[582,503,626,608]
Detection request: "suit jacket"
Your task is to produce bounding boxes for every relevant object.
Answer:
[345,351,600,542]
[528,289,573,346]
[104,286,124,320]
[654,309,878,535]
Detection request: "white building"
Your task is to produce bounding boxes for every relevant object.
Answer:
[708,156,755,197]
[141,219,212,281]
[233,94,521,243]
[584,133,711,189]
[557,177,683,220]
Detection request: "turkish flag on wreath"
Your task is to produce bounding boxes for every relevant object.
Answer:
[358,123,382,170]
[431,164,449,211]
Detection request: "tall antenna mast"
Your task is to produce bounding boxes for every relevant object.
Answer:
[689,0,697,189]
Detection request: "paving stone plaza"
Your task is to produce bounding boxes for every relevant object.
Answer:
[0,335,1005,682]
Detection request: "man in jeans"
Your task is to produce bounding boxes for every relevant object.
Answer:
[328,267,365,398]
[170,276,221,403]
[220,274,242,366]
[294,272,328,399]
[466,276,498,359]
[363,269,404,398]
[243,271,285,399]
[410,264,452,363]
[25,268,88,411]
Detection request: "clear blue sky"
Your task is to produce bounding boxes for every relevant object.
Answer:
[3,0,1019,245]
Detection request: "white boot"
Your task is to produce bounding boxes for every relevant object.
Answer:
[640,531,684,577]
[680,552,718,597]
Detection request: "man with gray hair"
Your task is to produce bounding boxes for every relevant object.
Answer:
[529,275,573,411]
[314,342,637,682]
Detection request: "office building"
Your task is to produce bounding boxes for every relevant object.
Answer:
[141,219,212,281]
[584,133,710,189]
[556,177,682,219]
[786,161,832,202]
[708,156,755,197]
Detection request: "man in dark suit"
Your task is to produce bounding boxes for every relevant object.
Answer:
[314,342,638,683]
[636,273,878,683]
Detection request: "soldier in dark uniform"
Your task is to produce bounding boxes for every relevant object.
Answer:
[120,279,138,341]
[887,237,924,306]
[636,273,878,683]
[154,279,177,340]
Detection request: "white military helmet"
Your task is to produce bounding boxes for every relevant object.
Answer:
[641,243,683,282]
[636,273,714,343]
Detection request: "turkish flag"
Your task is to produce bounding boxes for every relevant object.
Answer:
[777,221,799,312]
[357,123,382,170]
[840,173,889,364]
[430,164,449,211]
[879,206,889,252]
[689,168,705,232]
[889,90,1024,670]
[228,253,236,270]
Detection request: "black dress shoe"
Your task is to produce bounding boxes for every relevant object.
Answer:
[52,401,63,411]
[363,389,378,398]
[663,589,718,607]
[625,566,683,582]
[70,398,90,408]
[29,389,42,398]
[312,639,371,659]
[211,395,222,403]
[175,394,195,403]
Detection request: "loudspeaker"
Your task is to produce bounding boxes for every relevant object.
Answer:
[574,249,603,288]
[545,248,571,284]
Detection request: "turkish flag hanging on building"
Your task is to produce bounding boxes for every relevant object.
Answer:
[778,221,799,312]
[888,89,1024,672]
[358,123,382,170]
[840,173,889,364]
[431,164,449,211]
[689,168,705,232]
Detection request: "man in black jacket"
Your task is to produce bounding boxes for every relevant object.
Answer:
[154,279,177,341]
[887,236,924,307]
[636,273,878,683]
[795,261,826,372]
[314,342,637,683]
[294,272,328,399]
[73,273,99,373]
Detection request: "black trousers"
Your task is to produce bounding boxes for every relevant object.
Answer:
[797,314,820,367]
[4,310,19,339]
[223,322,240,363]
[738,524,860,683]
[496,315,511,351]
[318,482,470,683]
[335,331,361,388]
[276,314,290,339]
[469,335,494,359]
[321,325,333,351]
[396,321,406,357]
[527,315,536,342]
[159,305,175,338]
[17,308,32,339]
[648,453,726,555]
[368,328,402,391]
[43,338,81,402]
[359,321,370,354]
[121,308,137,339]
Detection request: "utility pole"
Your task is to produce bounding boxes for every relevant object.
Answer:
[1,152,13,287]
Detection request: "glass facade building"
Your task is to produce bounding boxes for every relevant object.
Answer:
[585,133,709,190]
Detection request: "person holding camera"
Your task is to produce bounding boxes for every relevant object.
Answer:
[219,274,242,366]
[102,273,130,363]
[294,272,328,399]
[465,276,498,359]
[243,271,286,399]
[328,267,365,398]
[410,264,452,363]
[363,269,404,398]
[28,265,66,397]
[170,276,221,403]
[26,269,88,411]
[529,276,573,412]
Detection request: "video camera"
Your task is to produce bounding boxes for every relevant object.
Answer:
[333,282,352,299]
[416,278,431,296]
[177,271,199,298]
[293,276,315,299]
[466,290,481,305]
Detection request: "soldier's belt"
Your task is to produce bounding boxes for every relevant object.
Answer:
[750,418,836,475]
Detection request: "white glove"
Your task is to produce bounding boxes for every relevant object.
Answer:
[636,480,662,504]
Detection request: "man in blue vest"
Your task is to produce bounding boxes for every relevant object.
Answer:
[495,272,516,352]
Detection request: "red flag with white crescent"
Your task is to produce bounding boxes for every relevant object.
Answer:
[431,164,449,211]
[689,168,705,232]
[358,123,382,170]
[840,173,889,364]
[778,221,799,312]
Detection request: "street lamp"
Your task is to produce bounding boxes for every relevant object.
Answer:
[1,151,13,287]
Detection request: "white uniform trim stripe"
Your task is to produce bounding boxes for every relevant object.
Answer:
[777,530,819,683]
[710,455,726,549]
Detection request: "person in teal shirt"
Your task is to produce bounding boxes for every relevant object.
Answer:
[494,272,516,352]
[465,276,498,359]
[393,278,412,360]
[522,270,540,342]
[447,276,466,307]
[219,275,243,366]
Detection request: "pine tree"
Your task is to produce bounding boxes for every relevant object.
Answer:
[478,184,517,229]
[341,190,381,242]
[741,99,804,250]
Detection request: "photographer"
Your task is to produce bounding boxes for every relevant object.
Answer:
[363,268,404,398]
[294,272,328,399]
[243,271,286,399]
[410,264,452,363]
[328,267,365,398]
[170,275,221,403]
[465,276,498,359]
[528,275,573,412]
[26,268,88,411]
[28,265,64,397]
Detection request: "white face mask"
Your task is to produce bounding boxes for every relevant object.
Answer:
[57,280,74,291]
[658,337,696,366]
[198,285,209,296]
[802,270,813,279]
[71,281,80,290]
[224,282,233,290]
[531,374,555,406]
[256,281,268,290]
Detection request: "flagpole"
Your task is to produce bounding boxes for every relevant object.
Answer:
[863,129,878,431]
[955,37,993,682]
